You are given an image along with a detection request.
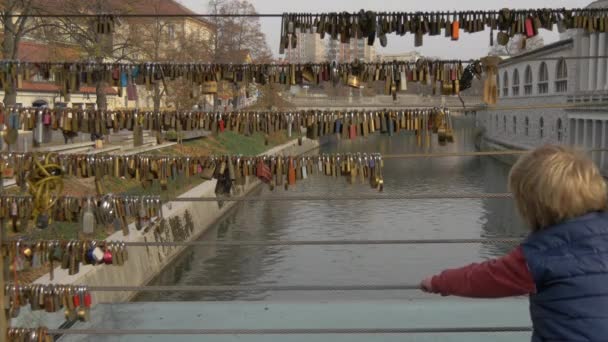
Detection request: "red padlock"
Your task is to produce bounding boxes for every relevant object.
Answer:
[219,119,225,132]
[103,249,113,265]
[525,17,535,38]
[73,292,80,307]
[84,291,92,308]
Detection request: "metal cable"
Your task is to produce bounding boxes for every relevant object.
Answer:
[88,284,421,292]
[2,149,606,159]
[168,193,513,202]
[383,151,528,158]
[383,148,608,159]
[46,327,533,335]
[0,193,514,202]
[6,6,608,18]
[119,238,521,247]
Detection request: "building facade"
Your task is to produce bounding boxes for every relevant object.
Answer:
[0,0,215,110]
[326,38,376,62]
[285,33,326,63]
[479,0,608,174]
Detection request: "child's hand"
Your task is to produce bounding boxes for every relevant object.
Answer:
[420,277,434,293]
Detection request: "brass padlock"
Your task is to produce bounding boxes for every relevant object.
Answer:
[347,75,361,88]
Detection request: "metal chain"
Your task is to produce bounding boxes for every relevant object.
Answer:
[47,327,533,335]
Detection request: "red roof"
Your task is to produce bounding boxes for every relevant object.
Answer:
[17,41,81,62]
[20,81,118,95]
[33,0,215,30]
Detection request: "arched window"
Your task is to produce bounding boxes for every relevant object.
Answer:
[512,69,520,96]
[502,71,509,97]
[557,118,563,141]
[503,115,507,132]
[556,59,568,93]
[525,116,529,136]
[539,117,544,138]
[513,116,517,134]
[524,66,533,95]
[538,62,549,94]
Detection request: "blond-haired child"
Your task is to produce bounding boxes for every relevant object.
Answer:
[421,145,608,341]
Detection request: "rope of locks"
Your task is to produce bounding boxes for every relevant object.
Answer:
[281,8,608,49]
[1,107,457,146]
[0,152,385,231]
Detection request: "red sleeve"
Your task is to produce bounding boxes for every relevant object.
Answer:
[430,246,536,298]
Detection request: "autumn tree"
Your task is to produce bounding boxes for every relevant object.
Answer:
[0,0,49,104]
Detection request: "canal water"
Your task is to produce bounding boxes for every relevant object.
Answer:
[134,119,527,302]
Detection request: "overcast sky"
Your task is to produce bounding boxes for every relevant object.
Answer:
[181,0,593,59]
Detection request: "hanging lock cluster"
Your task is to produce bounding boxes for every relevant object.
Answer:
[242,153,385,192]
[5,284,92,322]
[7,327,53,342]
[1,152,385,193]
[3,240,129,280]
[281,8,608,48]
[303,109,455,147]
[0,59,479,101]
[0,194,162,235]
[1,107,456,143]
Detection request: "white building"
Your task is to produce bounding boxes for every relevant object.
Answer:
[286,33,327,63]
[479,0,608,174]
[326,38,376,63]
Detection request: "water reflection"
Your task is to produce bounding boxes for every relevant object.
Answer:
[134,119,527,302]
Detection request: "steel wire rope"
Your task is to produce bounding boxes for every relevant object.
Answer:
[104,237,523,247]
[45,327,533,335]
[1,149,607,164]
[5,7,608,18]
[165,192,513,202]
[88,284,420,292]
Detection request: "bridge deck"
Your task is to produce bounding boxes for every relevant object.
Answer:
[55,298,530,341]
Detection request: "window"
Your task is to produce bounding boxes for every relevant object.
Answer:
[539,117,544,138]
[495,115,498,130]
[524,66,533,95]
[555,59,568,93]
[503,116,507,132]
[497,73,500,97]
[502,71,509,97]
[538,62,549,94]
[525,116,529,136]
[167,24,175,40]
[513,116,517,134]
[512,69,520,96]
[557,118,563,141]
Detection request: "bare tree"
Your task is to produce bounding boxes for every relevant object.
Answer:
[129,0,214,112]
[208,0,272,63]
[47,0,138,110]
[489,34,545,56]
[0,0,49,104]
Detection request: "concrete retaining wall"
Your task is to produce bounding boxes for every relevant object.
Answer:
[30,138,320,305]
